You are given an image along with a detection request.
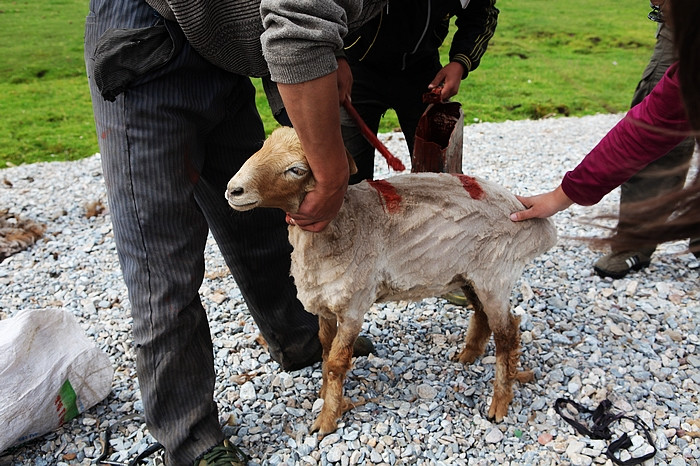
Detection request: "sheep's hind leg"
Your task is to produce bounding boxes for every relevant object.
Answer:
[489,313,533,422]
[457,284,492,364]
[311,318,362,437]
[317,315,337,400]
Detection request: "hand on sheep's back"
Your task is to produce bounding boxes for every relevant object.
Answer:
[510,185,574,222]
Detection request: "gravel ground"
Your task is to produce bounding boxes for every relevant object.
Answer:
[1,113,699,466]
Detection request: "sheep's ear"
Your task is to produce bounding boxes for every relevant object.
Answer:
[346,149,358,175]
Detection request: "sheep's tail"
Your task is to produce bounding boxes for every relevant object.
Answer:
[530,218,558,256]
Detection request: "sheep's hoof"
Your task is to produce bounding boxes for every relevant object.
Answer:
[311,414,338,437]
[487,407,506,423]
[456,347,482,365]
[487,397,510,422]
[515,369,534,383]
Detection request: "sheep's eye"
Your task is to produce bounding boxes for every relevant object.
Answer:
[286,164,308,178]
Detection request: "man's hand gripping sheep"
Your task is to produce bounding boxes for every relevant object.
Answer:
[226,127,557,436]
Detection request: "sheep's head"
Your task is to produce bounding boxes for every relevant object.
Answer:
[226,126,357,213]
[226,127,312,213]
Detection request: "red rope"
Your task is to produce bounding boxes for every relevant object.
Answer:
[342,101,406,172]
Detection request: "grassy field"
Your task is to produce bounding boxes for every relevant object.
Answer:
[0,0,656,167]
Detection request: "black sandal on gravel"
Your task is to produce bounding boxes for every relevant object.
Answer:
[554,398,656,466]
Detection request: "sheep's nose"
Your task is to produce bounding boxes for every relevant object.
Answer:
[226,186,244,199]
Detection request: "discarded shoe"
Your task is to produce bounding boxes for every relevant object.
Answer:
[593,250,652,279]
[196,439,248,466]
[554,398,656,466]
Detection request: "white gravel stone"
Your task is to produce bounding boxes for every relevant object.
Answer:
[239,381,257,400]
[416,383,438,400]
[484,428,504,444]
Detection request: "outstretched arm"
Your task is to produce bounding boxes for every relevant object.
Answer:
[512,64,690,222]
[510,186,573,222]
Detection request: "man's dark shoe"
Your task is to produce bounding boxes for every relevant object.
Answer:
[593,250,653,279]
[353,335,375,357]
[284,335,375,371]
[196,439,248,466]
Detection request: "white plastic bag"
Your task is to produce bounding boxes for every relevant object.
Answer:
[0,308,114,452]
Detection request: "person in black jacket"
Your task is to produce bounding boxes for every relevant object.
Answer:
[341,0,499,184]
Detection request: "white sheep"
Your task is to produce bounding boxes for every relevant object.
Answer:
[226,127,557,436]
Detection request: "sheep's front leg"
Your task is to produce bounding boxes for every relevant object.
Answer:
[317,315,337,400]
[311,317,362,437]
[489,313,533,422]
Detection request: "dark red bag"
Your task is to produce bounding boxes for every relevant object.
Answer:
[412,87,464,174]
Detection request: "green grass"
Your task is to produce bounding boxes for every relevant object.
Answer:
[0,0,94,165]
[0,0,657,167]
[452,1,655,124]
